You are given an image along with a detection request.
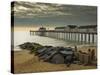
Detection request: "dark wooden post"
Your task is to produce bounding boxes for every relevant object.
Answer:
[56,32,57,39]
[81,33,83,44]
[74,33,76,42]
[78,51,84,64]
[78,33,80,43]
[59,32,61,39]
[64,32,66,40]
[84,33,87,44]
[66,32,68,40]
[72,33,73,41]
[70,33,72,41]
[49,32,50,37]
[68,33,69,40]
[75,46,77,52]
[88,33,90,44]
[92,34,94,44]
[57,32,58,39]
[62,32,64,40]
[68,33,70,40]
[91,49,95,61]
[87,49,92,64]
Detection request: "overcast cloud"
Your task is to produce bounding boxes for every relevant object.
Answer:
[12,1,97,27]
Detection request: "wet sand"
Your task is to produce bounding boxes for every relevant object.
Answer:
[13,45,97,74]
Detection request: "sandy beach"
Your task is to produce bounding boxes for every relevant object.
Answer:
[13,45,97,74]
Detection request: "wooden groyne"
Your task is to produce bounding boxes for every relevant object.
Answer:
[74,48,96,65]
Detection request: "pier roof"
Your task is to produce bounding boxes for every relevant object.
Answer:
[67,25,77,29]
[78,25,97,29]
[55,27,66,29]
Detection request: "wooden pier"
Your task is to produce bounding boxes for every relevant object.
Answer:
[30,30,97,44]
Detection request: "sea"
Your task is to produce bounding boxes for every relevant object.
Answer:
[13,31,97,51]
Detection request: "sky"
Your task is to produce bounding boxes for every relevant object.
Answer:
[12,1,97,30]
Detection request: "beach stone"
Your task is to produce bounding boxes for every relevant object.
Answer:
[50,53,65,64]
[91,49,95,61]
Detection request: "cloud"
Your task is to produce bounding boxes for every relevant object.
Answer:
[12,1,73,18]
[12,1,97,18]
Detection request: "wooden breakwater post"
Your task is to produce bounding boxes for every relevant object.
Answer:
[76,48,96,65]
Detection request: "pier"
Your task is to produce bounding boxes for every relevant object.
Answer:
[30,30,97,44]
